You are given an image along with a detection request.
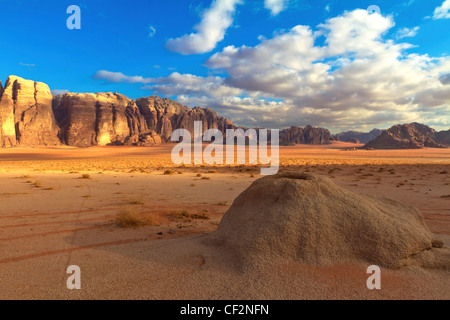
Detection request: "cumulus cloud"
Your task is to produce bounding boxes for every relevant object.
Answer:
[96,9,450,132]
[166,0,241,55]
[93,70,154,84]
[142,72,243,98]
[433,0,450,19]
[264,0,288,16]
[199,9,450,131]
[395,26,419,39]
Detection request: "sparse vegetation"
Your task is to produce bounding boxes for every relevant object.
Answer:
[80,174,91,179]
[173,209,210,220]
[113,208,159,228]
[164,170,176,175]
[128,196,145,205]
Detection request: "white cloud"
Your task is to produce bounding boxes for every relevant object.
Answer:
[395,26,419,39]
[166,0,241,55]
[96,9,450,132]
[433,0,450,19]
[142,72,243,98]
[148,26,157,37]
[51,89,70,96]
[93,70,154,84]
[264,0,288,16]
[19,62,36,67]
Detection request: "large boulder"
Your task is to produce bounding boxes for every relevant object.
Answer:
[206,173,448,270]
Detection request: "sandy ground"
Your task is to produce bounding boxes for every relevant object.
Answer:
[0,142,449,300]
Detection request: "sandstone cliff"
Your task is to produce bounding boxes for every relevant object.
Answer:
[335,129,384,144]
[0,76,60,147]
[280,125,334,145]
[135,96,235,141]
[53,92,158,147]
[364,123,447,149]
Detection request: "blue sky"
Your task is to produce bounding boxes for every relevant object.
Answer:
[1,0,449,132]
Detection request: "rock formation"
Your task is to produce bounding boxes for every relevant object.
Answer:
[136,96,235,141]
[206,172,449,270]
[364,123,447,149]
[435,130,450,146]
[0,76,60,147]
[335,129,383,144]
[53,92,157,147]
[279,125,334,145]
[1,76,448,150]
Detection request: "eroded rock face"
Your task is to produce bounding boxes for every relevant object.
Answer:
[53,92,156,147]
[136,96,235,141]
[0,76,60,147]
[280,125,334,145]
[335,129,384,144]
[364,123,447,149]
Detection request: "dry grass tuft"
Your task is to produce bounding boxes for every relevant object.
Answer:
[113,208,160,228]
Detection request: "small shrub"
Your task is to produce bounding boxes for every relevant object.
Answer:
[114,208,158,228]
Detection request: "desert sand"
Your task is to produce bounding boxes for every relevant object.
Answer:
[0,142,449,300]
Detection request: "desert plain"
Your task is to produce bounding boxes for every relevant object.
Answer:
[0,142,449,300]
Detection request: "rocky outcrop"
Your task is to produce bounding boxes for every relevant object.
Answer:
[53,92,157,147]
[435,130,450,146]
[206,173,448,269]
[364,123,447,149]
[280,125,334,145]
[0,76,60,147]
[136,96,235,141]
[335,129,383,144]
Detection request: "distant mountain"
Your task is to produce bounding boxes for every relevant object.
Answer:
[334,129,384,144]
[435,130,450,146]
[280,126,335,145]
[364,123,448,149]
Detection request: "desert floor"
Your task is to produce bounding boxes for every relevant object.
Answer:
[0,142,449,300]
